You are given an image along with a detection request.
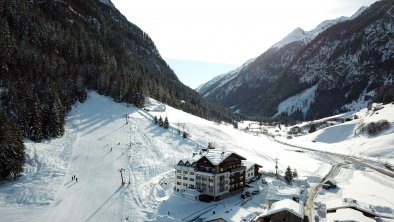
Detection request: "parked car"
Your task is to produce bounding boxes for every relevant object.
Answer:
[245,191,251,197]
[261,179,267,184]
[241,194,247,199]
[252,190,260,195]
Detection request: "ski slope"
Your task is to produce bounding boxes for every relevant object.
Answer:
[0,92,393,221]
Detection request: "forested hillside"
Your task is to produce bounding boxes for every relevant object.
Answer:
[0,0,237,180]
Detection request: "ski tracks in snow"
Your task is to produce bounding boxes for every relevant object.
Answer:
[121,114,176,220]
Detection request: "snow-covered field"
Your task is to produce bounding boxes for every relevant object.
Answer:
[0,92,393,221]
[281,103,394,164]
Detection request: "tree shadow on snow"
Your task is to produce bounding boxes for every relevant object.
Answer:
[85,185,126,222]
[375,205,394,214]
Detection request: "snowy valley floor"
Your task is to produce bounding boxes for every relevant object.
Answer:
[0,92,393,221]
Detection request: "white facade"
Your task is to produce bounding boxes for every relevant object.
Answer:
[245,164,255,182]
[174,151,248,201]
[244,161,261,183]
[174,166,196,192]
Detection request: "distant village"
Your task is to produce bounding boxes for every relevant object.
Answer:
[173,147,385,222]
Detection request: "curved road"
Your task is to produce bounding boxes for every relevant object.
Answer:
[274,137,394,178]
[304,164,342,222]
[273,136,394,222]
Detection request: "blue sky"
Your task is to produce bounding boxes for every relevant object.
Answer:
[165,59,239,89]
[112,0,378,88]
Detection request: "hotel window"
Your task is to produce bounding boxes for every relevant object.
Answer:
[177,176,181,179]
[183,177,188,180]
[177,182,181,185]
[190,172,194,175]
[189,178,194,181]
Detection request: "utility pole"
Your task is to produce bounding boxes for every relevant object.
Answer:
[120,168,125,185]
[128,169,131,184]
[275,158,279,177]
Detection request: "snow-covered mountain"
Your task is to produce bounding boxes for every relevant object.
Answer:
[197,1,393,120]
[272,16,349,49]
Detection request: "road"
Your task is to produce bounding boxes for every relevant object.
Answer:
[273,136,394,222]
[304,164,342,222]
[274,137,394,178]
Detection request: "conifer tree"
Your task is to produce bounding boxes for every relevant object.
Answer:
[158,116,163,127]
[284,166,293,184]
[309,124,317,133]
[163,117,169,129]
[28,93,44,141]
[292,168,298,179]
[0,18,14,66]
[154,116,158,124]
[0,109,25,181]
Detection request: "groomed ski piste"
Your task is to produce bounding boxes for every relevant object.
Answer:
[0,92,393,221]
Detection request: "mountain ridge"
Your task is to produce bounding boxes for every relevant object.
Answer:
[197,0,394,121]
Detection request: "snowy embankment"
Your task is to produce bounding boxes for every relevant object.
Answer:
[0,92,393,221]
[280,103,394,164]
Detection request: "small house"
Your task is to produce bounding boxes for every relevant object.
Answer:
[200,205,254,222]
[254,199,304,222]
[322,178,337,190]
[372,103,384,111]
[266,186,301,209]
[326,198,381,219]
[244,161,263,182]
[289,126,301,134]
[326,208,375,222]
